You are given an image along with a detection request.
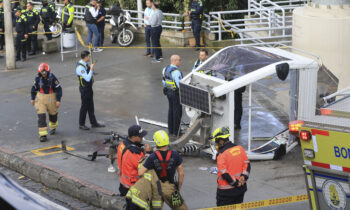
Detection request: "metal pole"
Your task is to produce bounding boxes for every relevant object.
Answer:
[61,32,64,62]
[218,14,222,41]
[4,0,15,70]
[248,84,252,152]
[229,92,235,143]
[137,0,143,28]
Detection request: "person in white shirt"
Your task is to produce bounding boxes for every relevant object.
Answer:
[144,0,153,57]
[84,0,103,52]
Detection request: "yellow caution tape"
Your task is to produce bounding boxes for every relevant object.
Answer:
[217,19,235,39]
[201,194,308,210]
[74,29,223,49]
[0,30,62,35]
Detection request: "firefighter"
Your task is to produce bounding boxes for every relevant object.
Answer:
[40,0,56,40]
[62,0,74,31]
[192,49,208,71]
[0,0,4,50]
[31,63,62,142]
[184,0,203,50]
[25,2,40,55]
[117,125,150,197]
[211,127,251,206]
[14,8,28,62]
[162,55,183,138]
[137,130,188,210]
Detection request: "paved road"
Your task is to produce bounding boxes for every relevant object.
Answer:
[0,38,309,209]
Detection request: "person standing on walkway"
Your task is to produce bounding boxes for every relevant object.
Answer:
[143,0,153,57]
[211,127,250,206]
[150,1,163,63]
[15,8,28,62]
[185,0,203,50]
[96,0,106,47]
[31,63,62,142]
[76,51,105,130]
[61,0,75,31]
[162,55,183,137]
[84,0,102,52]
[40,0,56,41]
[25,2,40,56]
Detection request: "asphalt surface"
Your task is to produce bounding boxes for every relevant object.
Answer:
[0,37,309,209]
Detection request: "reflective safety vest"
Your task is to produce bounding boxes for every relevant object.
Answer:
[76,61,94,88]
[126,169,163,210]
[25,9,39,27]
[154,150,173,179]
[162,65,182,91]
[62,3,74,25]
[217,144,249,190]
[194,59,201,70]
[119,144,145,188]
[39,73,54,94]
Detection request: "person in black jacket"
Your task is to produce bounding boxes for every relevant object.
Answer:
[14,9,28,61]
[184,0,203,50]
[25,2,40,55]
[0,0,4,50]
[40,0,56,41]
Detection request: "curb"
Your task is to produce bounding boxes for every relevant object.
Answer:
[0,147,125,210]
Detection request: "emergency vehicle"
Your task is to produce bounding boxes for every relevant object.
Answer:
[289,66,350,209]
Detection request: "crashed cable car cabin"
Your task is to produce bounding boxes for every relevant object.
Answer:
[171,46,337,161]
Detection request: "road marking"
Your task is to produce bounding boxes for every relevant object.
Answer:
[201,194,308,210]
[31,145,74,156]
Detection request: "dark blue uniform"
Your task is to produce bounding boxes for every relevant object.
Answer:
[15,13,28,61]
[162,65,183,135]
[143,150,183,184]
[25,9,40,54]
[96,6,106,46]
[40,3,56,40]
[190,0,203,48]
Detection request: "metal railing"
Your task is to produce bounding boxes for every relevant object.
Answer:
[33,0,308,46]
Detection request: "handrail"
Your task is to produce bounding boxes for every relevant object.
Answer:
[31,0,307,45]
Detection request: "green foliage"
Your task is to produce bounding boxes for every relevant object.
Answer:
[75,0,90,6]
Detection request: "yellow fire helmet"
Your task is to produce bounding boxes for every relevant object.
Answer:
[211,127,230,142]
[153,130,170,147]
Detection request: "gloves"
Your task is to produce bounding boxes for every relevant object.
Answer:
[230,179,240,187]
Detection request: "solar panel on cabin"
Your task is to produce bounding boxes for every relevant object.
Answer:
[180,83,211,114]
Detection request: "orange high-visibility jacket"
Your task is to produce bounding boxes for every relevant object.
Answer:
[217,144,250,190]
[117,140,145,188]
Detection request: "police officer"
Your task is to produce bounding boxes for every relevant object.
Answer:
[211,127,250,206]
[138,130,187,209]
[76,50,105,130]
[96,0,106,47]
[162,55,183,137]
[31,63,62,142]
[0,0,4,50]
[25,2,40,55]
[15,8,28,62]
[62,0,75,31]
[185,0,203,50]
[192,49,208,71]
[40,0,56,41]
[117,125,150,196]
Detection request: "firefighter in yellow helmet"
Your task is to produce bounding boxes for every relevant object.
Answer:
[212,127,251,206]
[135,130,188,209]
